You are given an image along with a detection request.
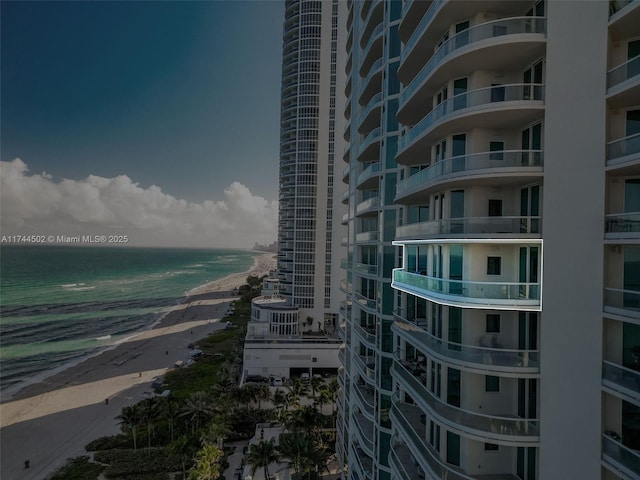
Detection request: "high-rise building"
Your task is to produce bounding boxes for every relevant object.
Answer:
[338,1,640,479]
[277,0,347,329]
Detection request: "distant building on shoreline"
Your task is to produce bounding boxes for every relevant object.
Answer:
[252,241,278,253]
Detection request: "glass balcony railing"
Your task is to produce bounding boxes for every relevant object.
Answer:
[359,127,383,157]
[359,92,383,128]
[605,212,640,234]
[361,22,384,57]
[354,382,376,412]
[400,17,546,110]
[354,262,378,275]
[338,347,346,366]
[353,412,375,452]
[354,322,376,346]
[353,353,376,382]
[394,316,539,371]
[609,0,636,17]
[608,55,640,89]
[358,58,384,98]
[355,291,377,310]
[602,360,640,400]
[393,269,541,308]
[396,216,542,238]
[603,288,640,319]
[399,84,545,154]
[340,258,352,270]
[401,0,445,64]
[356,197,380,215]
[390,399,478,480]
[396,150,543,192]
[357,162,381,186]
[389,442,423,480]
[392,360,539,439]
[602,434,640,478]
[607,133,640,161]
[342,165,350,179]
[356,231,379,242]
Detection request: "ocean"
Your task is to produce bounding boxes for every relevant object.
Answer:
[0,246,258,395]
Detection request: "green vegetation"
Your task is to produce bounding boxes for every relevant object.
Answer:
[49,456,104,480]
[50,275,339,480]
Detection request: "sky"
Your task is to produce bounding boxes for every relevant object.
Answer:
[1,0,284,248]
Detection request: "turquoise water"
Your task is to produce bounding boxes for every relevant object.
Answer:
[0,246,257,393]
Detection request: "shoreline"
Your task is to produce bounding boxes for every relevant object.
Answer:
[0,251,271,403]
[0,252,276,480]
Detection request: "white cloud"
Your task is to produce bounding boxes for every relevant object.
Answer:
[0,158,278,248]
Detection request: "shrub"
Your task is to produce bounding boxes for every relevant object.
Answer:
[50,456,104,480]
[86,434,131,451]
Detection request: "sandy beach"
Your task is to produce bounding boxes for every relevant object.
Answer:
[0,252,276,480]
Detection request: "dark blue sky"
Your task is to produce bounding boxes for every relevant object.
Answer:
[1,0,283,202]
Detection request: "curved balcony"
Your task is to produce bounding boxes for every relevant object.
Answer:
[355,230,379,243]
[338,346,346,367]
[343,142,351,163]
[390,399,485,480]
[360,0,383,39]
[358,92,383,134]
[352,352,376,385]
[389,441,424,480]
[341,212,349,225]
[342,165,350,183]
[398,17,546,123]
[392,361,540,444]
[358,58,384,106]
[394,316,539,376]
[397,84,545,164]
[609,0,640,37]
[354,322,376,349]
[392,269,541,311]
[357,162,381,189]
[396,149,543,192]
[353,411,375,455]
[607,133,640,171]
[602,433,640,480]
[399,0,433,41]
[607,55,640,109]
[356,197,380,217]
[354,381,376,415]
[355,262,378,276]
[396,216,541,240]
[358,127,383,163]
[355,291,377,312]
[353,445,375,480]
[341,190,349,205]
[604,288,640,322]
[399,0,444,77]
[602,360,640,405]
[606,212,640,240]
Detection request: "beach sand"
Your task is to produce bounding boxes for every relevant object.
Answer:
[0,252,276,480]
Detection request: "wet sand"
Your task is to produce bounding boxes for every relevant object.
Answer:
[0,252,276,480]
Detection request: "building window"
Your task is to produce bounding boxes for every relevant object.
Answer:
[486,314,500,333]
[489,141,504,161]
[488,199,503,217]
[487,257,502,275]
[486,375,500,392]
[312,357,317,363]
[485,443,500,451]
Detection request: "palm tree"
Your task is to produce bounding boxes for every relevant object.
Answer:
[326,378,339,418]
[140,397,160,450]
[116,404,141,450]
[287,377,308,399]
[255,384,271,409]
[159,398,180,443]
[188,443,223,480]
[308,376,324,401]
[247,438,279,480]
[180,391,215,433]
[201,414,231,449]
[277,432,313,480]
[168,435,194,479]
[315,388,332,416]
[286,405,323,434]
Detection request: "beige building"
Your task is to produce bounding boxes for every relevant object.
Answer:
[338,1,640,479]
